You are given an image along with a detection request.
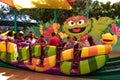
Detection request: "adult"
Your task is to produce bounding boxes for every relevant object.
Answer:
[27,31,37,45]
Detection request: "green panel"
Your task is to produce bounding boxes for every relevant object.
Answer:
[0,52,6,59]
[32,45,41,57]
[95,55,106,69]
[88,57,98,72]
[6,53,17,63]
[79,60,90,75]
[60,61,72,75]
[18,49,22,61]
[18,47,30,61]
[45,46,56,57]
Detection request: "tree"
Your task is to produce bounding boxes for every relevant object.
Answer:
[112,2,120,19]
[0,3,10,19]
[71,0,93,16]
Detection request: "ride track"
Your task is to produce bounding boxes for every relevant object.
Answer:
[0,56,120,79]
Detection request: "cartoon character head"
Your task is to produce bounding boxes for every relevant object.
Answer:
[62,16,91,38]
[102,33,117,45]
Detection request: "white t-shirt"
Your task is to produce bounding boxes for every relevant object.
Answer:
[83,40,90,47]
[31,38,36,44]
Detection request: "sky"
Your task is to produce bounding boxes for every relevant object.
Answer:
[93,0,120,4]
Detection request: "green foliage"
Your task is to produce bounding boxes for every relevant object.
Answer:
[90,1,120,19]
[1,0,120,23]
[24,20,55,37]
[71,0,92,16]
[116,20,120,27]
[24,26,40,37]
[38,20,54,30]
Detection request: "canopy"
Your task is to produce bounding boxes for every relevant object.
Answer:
[0,0,73,10]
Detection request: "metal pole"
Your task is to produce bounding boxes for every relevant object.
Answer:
[53,9,57,22]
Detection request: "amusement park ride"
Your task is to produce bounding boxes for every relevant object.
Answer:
[0,0,120,79]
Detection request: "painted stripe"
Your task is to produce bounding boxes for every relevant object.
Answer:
[13,0,72,10]
[22,47,29,60]
[32,46,35,57]
[105,45,112,53]
[35,66,44,72]
[43,57,51,70]
[31,58,38,66]
[60,61,72,75]
[95,55,106,69]
[60,53,64,62]
[45,46,56,57]
[7,42,18,54]
[88,57,98,72]
[88,46,98,57]
[25,58,37,70]
[0,52,6,59]
[79,60,90,75]
[81,45,112,58]
[34,45,41,57]
[48,56,56,67]
[18,49,22,61]
[81,47,88,58]
[45,46,49,56]
[0,41,6,52]
[97,45,106,55]
[60,49,74,61]
[6,53,17,63]
[0,0,15,8]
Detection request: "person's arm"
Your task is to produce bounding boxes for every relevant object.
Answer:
[63,42,68,48]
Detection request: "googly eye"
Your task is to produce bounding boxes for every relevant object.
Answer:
[77,20,85,25]
[68,21,76,26]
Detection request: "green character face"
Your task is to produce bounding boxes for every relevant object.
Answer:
[63,16,91,38]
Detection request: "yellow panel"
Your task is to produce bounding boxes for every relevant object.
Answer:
[0,41,6,52]
[48,55,56,67]
[36,59,40,65]
[61,49,74,61]
[7,42,17,54]
[35,66,44,72]
[97,45,105,55]
[13,0,72,10]
[81,47,88,58]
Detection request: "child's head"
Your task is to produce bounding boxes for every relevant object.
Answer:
[7,31,14,37]
[40,35,44,38]
[51,32,56,36]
